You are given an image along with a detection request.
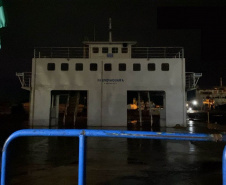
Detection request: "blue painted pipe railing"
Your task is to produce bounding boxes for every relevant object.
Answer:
[1,129,226,185]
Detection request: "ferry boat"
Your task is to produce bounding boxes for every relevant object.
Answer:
[197,86,226,110]
[16,19,193,128]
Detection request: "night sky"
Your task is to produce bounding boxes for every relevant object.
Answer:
[0,0,226,103]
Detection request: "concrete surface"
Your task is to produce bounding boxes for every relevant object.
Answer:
[1,120,225,185]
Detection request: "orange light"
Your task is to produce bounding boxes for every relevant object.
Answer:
[130,104,138,109]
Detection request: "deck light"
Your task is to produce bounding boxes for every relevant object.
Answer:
[192,100,197,105]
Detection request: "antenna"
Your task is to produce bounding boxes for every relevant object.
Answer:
[109,18,112,42]
[94,24,96,41]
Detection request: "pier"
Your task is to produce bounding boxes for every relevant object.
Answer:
[1,120,226,185]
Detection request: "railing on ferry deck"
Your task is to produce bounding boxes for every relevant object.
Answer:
[34,47,184,59]
[34,47,89,58]
[186,72,202,91]
[1,129,226,185]
[15,72,32,90]
[131,47,184,58]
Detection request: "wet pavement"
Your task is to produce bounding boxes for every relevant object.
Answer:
[1,120,226,185]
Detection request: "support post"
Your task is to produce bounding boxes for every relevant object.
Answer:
[55,95,60,126]
[138,92,142,125]
[78,134,86,185]
[74,92,80,126]
[223,146,226,185]
[147,92,153,127]
[207,112,210,124]
[160,94,166,127]
[49,94,54,128]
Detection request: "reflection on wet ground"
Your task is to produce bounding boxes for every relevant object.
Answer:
[1,120,226,185]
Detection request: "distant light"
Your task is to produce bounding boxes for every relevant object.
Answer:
[0,5,6,28]
[192,100,198,105]
[188,107,192,111]
[186,103,189,107]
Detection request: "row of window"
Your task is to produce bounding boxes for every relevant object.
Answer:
[92,47,128,54]
[47,63,169,71]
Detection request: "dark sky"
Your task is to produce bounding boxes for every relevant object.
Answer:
[0,0,226,103]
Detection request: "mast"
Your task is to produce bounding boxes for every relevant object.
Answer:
[109,18,112,42]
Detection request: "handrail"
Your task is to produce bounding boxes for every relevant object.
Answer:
[34,47,184,59]
[132,47,184,58]
[186,72,202,91]
[34,47,89,59]
[1,129,225,185]
[16,72,32,90]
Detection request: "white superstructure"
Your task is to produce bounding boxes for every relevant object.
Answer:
[17,21,187,128]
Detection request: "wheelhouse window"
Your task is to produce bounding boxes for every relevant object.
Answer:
[112,47,118,53]
[161,63,169,71]
[75,63,83,71]
[148,63,155,71]
[90,63,98,71]
[61,63,69,71]
[121,48,128,53]
[102,47,108,53]
[133,63,141,71]
[119,63,126,71]
[47,63,55,71]
[104,63,112,71]
[92,47,99,53]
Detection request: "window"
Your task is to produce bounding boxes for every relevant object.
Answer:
[90,63,97,71]
[104,63,112,71]
[123,43,128,47]
[102,47,108,53]
[61,63,68,71]
[148,63,155,71]
[121,48,128,53]
[47,63,55,71]
[161,63,169,71]
[119,63,126,71]
[112,47,118,53]
[75,63,83,71]
[133,63,141,71]
[93,47,99,53]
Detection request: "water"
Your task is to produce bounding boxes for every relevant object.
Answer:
[1,120,225,185]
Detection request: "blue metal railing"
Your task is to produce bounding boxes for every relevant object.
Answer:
[1,129,226,185]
